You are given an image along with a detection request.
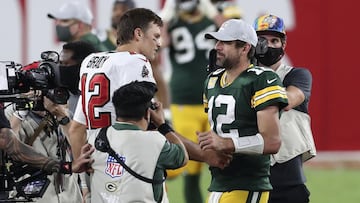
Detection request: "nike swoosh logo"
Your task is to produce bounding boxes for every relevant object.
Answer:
[267,78,277,84]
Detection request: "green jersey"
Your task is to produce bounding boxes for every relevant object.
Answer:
[168,16,216,104]
[203,66,288,191]
[102,37,116,51]
[80,32,109,52]
[101,30,116,51]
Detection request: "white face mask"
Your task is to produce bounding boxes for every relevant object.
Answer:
[178,0,198,12]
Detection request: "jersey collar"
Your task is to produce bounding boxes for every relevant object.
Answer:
[112,122,141,131]
[220,64,254,87]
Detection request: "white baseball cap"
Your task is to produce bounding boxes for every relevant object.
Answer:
[205,19,258,47]
[48,1,93,25]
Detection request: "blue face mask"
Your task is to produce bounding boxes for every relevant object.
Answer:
[55,25,72,42]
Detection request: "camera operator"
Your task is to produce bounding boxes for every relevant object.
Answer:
[1,48,95,201]
[58,41,96,116]
[4,90,91,202]
[89,81,188,203]
[1,106,95,203]
[1,104,93,173]
[57,40,96,202]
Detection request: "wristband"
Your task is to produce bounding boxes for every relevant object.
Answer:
[231,133,264,154]
[158,123,174,136]
[60,161,72,174]
[58,116,70,125]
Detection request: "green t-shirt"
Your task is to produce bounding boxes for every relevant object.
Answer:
[80,33,109,52]
[203,66,288,191]
[102,35,116,51]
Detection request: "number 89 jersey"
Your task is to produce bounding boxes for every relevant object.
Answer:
[73,51,156,131]
[203,66,288,191]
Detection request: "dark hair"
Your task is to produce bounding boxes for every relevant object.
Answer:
[62,41,97,63]
[112,81,157,120]
[256,30,286,44]
[116,8,163,45]
[113,0,136,9]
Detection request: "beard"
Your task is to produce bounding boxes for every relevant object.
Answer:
[220,55,240,70]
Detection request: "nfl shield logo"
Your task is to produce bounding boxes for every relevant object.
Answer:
[105,154,126,178]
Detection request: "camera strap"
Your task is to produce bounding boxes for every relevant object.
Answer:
[25,114,52,146]
[96,127,166,185]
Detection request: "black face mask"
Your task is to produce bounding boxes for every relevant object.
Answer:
[56,25,72,42]
[255,47,284,67]
[58,64,80,94]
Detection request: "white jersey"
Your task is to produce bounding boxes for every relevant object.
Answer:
[73,51,156,134]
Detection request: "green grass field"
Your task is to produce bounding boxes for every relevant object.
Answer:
[165,167,360,203]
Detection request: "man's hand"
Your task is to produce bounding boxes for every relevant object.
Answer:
[72,143,95,173]
[195,130,232,169]
[197,130,234,154]
[203,149,232,169]
[149,101,166,127]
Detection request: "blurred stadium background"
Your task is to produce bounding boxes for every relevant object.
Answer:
[1,0,359,202]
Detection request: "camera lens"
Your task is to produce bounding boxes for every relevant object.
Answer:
[150,102,157,110]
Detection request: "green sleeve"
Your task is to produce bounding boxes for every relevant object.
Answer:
[153,141,185,202]
[158,141,185,169]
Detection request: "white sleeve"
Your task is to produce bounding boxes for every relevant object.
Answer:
[159,0,176,22]
[160,0,219,22]
[199,0,219,19]
[125,57,156,84]
[146,62,156,84]
[73,94,86,125]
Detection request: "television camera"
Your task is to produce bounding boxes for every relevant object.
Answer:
[0,51,76,202]
[0,51,71,110]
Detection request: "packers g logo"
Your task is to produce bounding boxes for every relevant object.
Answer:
[105,182,117,192]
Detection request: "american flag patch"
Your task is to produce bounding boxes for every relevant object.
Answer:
[105,154,126,178]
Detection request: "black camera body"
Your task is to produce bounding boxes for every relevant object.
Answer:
[1,152,50,201]
[0,51,70,108]
[0,51,76,201]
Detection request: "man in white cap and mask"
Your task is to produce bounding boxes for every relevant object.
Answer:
[48,1,108,52]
